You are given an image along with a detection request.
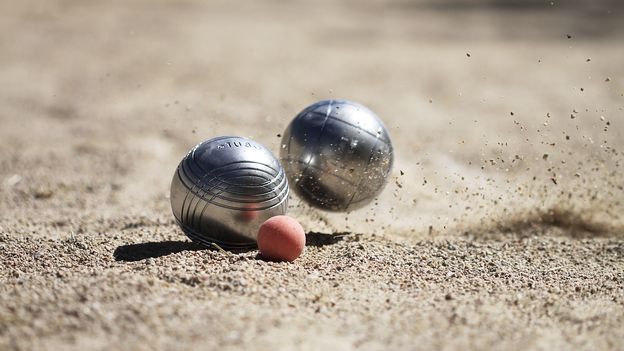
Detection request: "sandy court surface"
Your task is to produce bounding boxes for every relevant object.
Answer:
[1,0,623,350]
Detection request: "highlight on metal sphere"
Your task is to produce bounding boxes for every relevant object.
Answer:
[280,99,393,212]
[170,136,289,249]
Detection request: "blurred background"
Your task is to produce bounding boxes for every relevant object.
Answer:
[1,1,623,350]
[1,0,622,237]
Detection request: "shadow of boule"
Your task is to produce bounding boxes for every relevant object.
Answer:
[113,241,205,262]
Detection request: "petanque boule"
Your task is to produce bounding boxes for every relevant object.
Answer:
[170,136,289,249]
[280,99,393,212]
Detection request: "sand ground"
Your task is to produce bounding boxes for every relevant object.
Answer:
[1,0,623,350]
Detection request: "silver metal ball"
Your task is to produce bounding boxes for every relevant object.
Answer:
[280,99,393,212]
[170,136,289,249]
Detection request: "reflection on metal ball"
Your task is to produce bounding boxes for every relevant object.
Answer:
[170,136,289,249]
[280,99,393,212]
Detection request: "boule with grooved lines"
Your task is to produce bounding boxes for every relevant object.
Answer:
[170,136,289,249]
[280,99,393,212]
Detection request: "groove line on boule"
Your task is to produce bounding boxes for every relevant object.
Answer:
[180,161,286,199]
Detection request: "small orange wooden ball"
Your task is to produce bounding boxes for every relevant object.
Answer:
[257,215,305,262]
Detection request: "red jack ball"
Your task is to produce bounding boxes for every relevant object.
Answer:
[257,215,305,262]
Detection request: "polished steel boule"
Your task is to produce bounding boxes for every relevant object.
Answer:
[280,99,393,212]
[170,136,289,249]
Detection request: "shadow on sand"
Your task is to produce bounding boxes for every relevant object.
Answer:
[305,231,351,247]
[113,241,205,262]
[114,232,352,262]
